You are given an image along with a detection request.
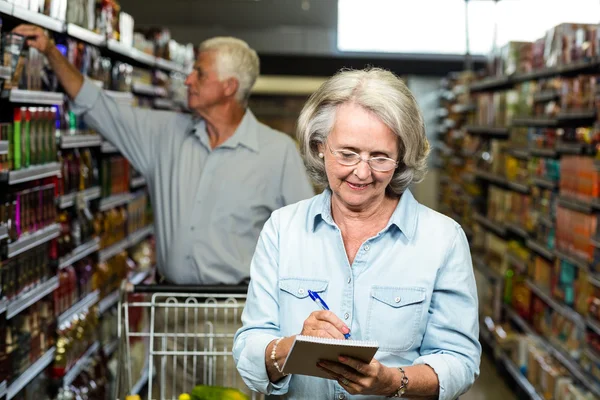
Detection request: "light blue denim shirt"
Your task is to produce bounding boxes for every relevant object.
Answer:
[233,188,481,400]
[70,80,314,284]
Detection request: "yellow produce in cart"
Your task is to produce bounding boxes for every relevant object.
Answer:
[191,385,250,400]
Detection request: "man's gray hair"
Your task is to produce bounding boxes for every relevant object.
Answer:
[297,68,430,196]
[199,37,260,105]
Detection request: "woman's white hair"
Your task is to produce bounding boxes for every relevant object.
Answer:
[297,68,430,196]
[199,37,260,105]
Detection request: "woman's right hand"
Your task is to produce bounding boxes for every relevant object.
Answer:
[301,311,350,339]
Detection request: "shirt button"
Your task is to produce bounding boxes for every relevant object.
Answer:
[347,277,351,284]
[364,244,370,251]
[395,297,401,303]
[338,395,345,400]
[186,255,191,260]
[344,313,349,320]
[191,226,195,231]
[298,288,305,295]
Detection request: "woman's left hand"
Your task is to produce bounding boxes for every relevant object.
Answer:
[317,356,395,396]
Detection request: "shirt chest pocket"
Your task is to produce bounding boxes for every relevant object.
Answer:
[366,286,426,352]
[278,278,329,336]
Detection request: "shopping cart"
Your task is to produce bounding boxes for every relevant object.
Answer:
[114,283,260,400]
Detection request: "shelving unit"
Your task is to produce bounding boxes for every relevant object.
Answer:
[5,347,56,400]
[0,4,163,399]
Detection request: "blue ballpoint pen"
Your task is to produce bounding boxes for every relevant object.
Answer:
[307,290,351,339]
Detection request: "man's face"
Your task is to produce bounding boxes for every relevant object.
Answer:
[185,51,228,114]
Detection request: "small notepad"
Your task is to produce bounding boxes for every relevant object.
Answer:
[281,335,379,379]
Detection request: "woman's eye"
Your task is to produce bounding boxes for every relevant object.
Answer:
[340,151,357,159]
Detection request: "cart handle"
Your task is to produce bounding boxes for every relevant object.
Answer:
[129,284,249,295]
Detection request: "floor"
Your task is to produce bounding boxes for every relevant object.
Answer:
[462,353,517,400]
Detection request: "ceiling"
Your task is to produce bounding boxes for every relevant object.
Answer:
[119,0,338,30]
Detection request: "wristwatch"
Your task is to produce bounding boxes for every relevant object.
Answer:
[389,367,409,398]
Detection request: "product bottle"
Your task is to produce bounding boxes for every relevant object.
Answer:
[23,108,30,168]
[13,108,21,170]
[29,108,37,165]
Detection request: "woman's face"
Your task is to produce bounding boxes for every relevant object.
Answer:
[320,103,399,211]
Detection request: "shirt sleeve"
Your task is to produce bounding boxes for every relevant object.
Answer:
[412,226,482,400]
[69,79,182,176]
[233,211,292,395]
[278,139,314,207]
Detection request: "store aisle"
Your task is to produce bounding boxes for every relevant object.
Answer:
[461,353,517,400]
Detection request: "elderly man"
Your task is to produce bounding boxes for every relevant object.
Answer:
[14,25,314,286]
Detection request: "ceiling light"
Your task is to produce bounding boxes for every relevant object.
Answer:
[302,0,310,11]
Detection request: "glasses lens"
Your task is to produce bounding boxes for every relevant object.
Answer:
[335,150,360,166]
[370,158,397,172]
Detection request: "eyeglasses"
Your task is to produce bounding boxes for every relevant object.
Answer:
[326,141,399,172]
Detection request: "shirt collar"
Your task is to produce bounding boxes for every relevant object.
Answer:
[195,109,260,152]
[309,188,419,241]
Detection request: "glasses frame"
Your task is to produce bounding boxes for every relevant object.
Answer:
[325,140,399,172]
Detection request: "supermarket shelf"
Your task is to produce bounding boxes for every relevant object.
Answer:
[474,170,507,186]
[505,306,535,335]
[6,276,59,320]
[529,147,558,158]
[0,380,5,399]
[0,140,8,155]
[507,181,530,194]
[153,97,177,110]
[11,5,65,32]
[132,82,168,97]
[58,186,102,209]
[587,317,600,336]
[130,269,152,285]
[526,239,555,261]
[557,195,596,214]
[131,176,147,189]
[538,215,554,228]
[3,162,61,185]
[60,134,103,149]
[525,280,586,328]
[473,256,503,281]
[63,342,100,387]
[155,57,186,74]
[58,290,100,327]
[0,66,10,80]
[101,141,119,153]
[98,237,129,262]
[506,148,529,160]
[557,109,596,121]
[470,76,513,92]
[474,213,507,238]
[6,347,56,400]
[99,192,134,212]
[554,248,590,270]
[131,369,150,395]
[533,90,560,103]
[451,103,475,114]
[6,89,64,104]
[130,48,157,67]
[499,353,544,400]
[128,225,155,248]
[506,252,528,273]
[531,177,557,190]
[59,237,101,270]
[464,125,510,138]
[0,224,7,241]
[556,141,587,155]
[66,23,105,46]
[98,290,119,315]
[7,223,61,258]
[505,223,529,240]
[103,340,119,357]
[512,116,558,127]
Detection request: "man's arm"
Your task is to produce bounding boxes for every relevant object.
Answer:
[13,24,184,176]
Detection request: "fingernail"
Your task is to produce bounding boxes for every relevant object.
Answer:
[343,327,350,334]
[339,356,347,362]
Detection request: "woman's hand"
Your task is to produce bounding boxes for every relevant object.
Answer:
[12,25,54,55]
[317,355,396,397]
[300,310,350,339]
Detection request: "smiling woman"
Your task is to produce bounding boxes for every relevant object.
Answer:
[233,67,481,400]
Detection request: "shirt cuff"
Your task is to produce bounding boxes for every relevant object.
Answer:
[235,334,292,395]
[413,354,470,400]
[69,79,101,115]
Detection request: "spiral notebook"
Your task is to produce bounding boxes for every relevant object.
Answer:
[281,335,379,379]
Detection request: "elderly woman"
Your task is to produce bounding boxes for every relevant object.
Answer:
[233,68,481,399]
